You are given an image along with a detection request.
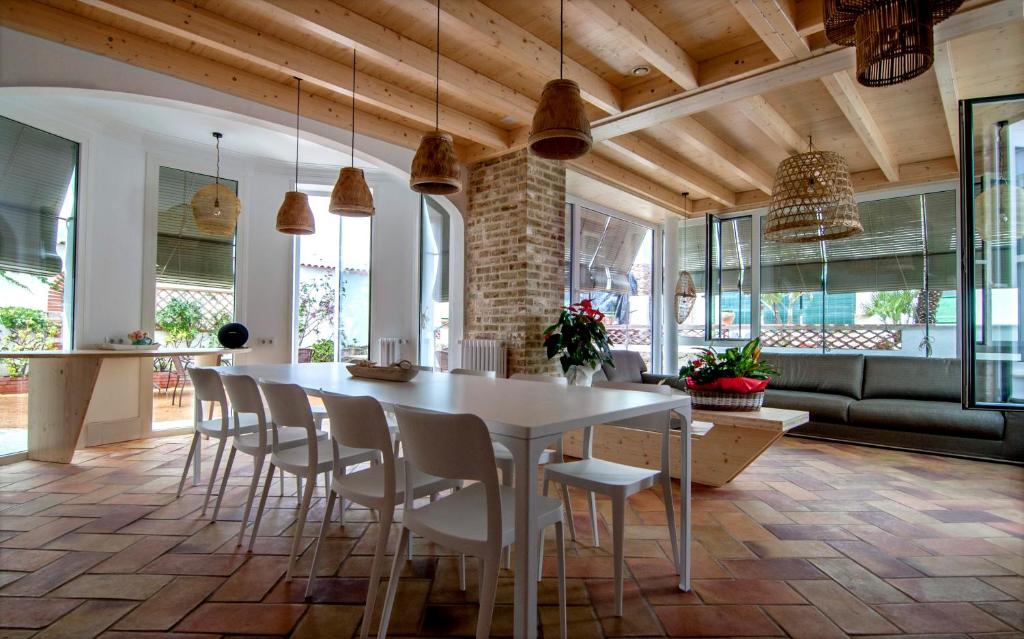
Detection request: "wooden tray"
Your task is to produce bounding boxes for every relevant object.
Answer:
[346,364,419,382]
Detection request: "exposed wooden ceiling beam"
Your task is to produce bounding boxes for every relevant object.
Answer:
[433,0,620,114]
[731,0,899,181]
[74,0,508,149]
[599,135,736,206]
[570,0,699,90]
[568,153,696,217]
[794,0,824,37]
[733,95,805,155]
[933,41,961,164]
[0,0,425,150]
[592,0,1020,141]
[240,0,537,123]
[666,118,775,193]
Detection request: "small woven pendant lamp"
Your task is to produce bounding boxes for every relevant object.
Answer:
[675,193,698,324]
[190,132,241,236]
[764,138,862,243]
[528,0,591,160]
[330,50,374,216]
[276,77,315,235]
[410,0,461,195]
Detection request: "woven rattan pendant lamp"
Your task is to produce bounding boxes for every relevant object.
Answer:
[410,0,461,195]
[824,0,963,87]
[528,0,591,160]
[330,50,374,217]
[764,138,862,243]
[675,193,697,324]
[276,77,315,235]
[190,132,241,236]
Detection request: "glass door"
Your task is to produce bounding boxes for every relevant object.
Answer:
[961,93,1024,409]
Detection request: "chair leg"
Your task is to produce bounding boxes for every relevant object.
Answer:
[286,472,316,581]
[555,520,567,639]
[377,526,411,639]
[458,554,466,592]
[237,454,264,547]
[661,473,680,570]
[589,491,600,547]
[359,507,393,639]
[177,432,200,497]
[295,475,302,497]
[200,437,227,517]
[501,464,513,569]
[612,496,626,617]
[279,468,285,497]
[304,487,337,599]
[211,446,237,521]
[475,550,501,639]
[248,462,277,552]
[561,484,576,541]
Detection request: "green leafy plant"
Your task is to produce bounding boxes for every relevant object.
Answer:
[678,338,777,386]
[155,297,204,347]
[297,275,338,348]
[861,290,916,326]
[310,338,335,363]
[0,306,60,376]
[543,299,614,373]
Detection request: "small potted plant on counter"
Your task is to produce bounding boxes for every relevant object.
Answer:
[678,338,777,411]
[543,298,614,386]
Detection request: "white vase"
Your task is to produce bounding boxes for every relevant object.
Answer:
[565,364,599,387]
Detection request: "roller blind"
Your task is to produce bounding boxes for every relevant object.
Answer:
[678,218,707,293]
[0,116,77,277]
[577,207,647,294]
[156,166,237,290]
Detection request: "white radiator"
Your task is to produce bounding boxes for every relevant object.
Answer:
[377,337,405,365]
[460,339,507,378]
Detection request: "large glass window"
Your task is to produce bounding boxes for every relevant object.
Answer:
[708,215,753,340]
[677,217,707,351]
[419,196,450,371]
[295,188,371,363]
[152,166,238,430]
[567,203,656,369]
[0,116,79,456]
[962,94,1024,408]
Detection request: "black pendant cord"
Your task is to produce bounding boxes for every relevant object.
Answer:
[294,77,301,187]
[559,0,564,79]
[351,50,357,168]
[435,0,440,131]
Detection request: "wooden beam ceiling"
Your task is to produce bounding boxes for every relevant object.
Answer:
[933,41,962,163]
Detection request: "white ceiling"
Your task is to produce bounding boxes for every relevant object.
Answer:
[0,90,376,169]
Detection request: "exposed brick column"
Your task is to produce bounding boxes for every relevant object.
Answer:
[465,149,565,375]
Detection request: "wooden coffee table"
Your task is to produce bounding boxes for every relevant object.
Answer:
[691,407,809,487]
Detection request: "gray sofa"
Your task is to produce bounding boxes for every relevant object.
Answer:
[602,349,1022,462]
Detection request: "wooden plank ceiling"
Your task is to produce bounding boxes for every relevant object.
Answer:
[2,0,1021,219]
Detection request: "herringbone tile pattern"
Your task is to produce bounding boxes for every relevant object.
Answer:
[0,434,1021,637]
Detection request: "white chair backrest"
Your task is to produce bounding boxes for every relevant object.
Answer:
[259,381,319,464]
[321,393,395,501]
[221,374,270,446]
[394,407,501,545]
[188,367,228,432]
[450,368,496,378]
[510,373,568,386]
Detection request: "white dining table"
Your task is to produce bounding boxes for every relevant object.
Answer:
[217,363,692,638]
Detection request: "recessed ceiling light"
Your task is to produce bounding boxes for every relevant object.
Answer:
[630,65,650,77]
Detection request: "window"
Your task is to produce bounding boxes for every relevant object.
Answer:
[152,166,238,430]
[676,217,707,351]
[566,202,656,369]
[708,215,753,340]
[419,196,450,370]
[295,189,371,363]
[0,116,79,456]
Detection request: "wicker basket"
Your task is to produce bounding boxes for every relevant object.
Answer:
[688,389,765,411]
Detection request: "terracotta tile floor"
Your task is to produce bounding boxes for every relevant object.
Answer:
[0,434,1022,638]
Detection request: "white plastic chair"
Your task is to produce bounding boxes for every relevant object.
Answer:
[542,380,679,616]
[305,393,461,637]
[379,407,567,639]
[252,382,378,579]
[216,374,327,545]
[176,368,259,516]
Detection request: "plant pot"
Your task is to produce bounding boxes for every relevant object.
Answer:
[688,389,765,411]
[565,364,599,387]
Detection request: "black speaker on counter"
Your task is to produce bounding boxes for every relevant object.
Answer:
[217,323,249,349]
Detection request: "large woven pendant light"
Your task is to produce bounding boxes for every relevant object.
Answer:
[410,0,461,195]
[190,132,241,236]
[764,138,862,243]
[528,0,591,160]
[330,50,374,217]
[675,193,697,324]
[276,77,315,235]
[824,0,963,87]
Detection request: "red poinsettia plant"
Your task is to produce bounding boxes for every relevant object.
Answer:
[678,338,778,394]
[543,299,614,374]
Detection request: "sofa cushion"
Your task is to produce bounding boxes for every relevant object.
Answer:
[849,398,1004,440]
[601,350,646,383]
[862,357,961,402]
[762,353,865,399]
[764,389,854,423]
